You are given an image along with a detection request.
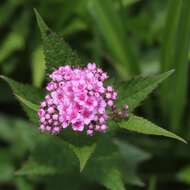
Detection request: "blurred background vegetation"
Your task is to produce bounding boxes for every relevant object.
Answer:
[0,0,190,189]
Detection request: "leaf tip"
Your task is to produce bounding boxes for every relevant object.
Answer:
[79,165,84,173]
[167,69,175,75]
[0,75,5,80]
[0,75,9,84]
[179,138,187,144]
[34,8,49,34]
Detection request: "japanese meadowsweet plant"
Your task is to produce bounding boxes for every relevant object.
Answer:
[0,10,186,189]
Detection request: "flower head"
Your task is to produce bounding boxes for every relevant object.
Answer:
[38,63,128,135]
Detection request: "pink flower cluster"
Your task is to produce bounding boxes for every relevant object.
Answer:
[38,63,128,135]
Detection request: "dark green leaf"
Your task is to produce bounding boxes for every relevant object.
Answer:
[68,143,96,172]
[114,140,151,186]
[117,70,174,111]
[16,134,96,175]
[97,168,126,190]
[15,177,33,190]
[15,94,39,112]
[84,139,126,190]
[34,9,82,74]
[16,160,57,176]
[0,149,14,182]
[0,76,45,123]
[148,176,157,190]
[16,136,79,176]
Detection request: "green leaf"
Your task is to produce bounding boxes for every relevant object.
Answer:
[16,160,57,176]
[68,143,96,172]
[15,177,33,190]
[148,176,157,190]
[16,134,96,175]
[160,0,182,73]
[177,165,190,185]
[0,76,45,122]
[88,0,139,78]
[0,32,24,63]
[32,46,45,88]
[0,76,44,105]
[15,94,39,111]
[59,129,99,172]
[0,115,16,142]
[34,9,82,74]
[121,0,139,7]
[170,0,190,131]
[83,139,126,190]
[0,149,14,182]
[0,114,40,152]
[98,168,126,190]
[1,115,94,178]
[119,115,186,143]
[117,70,174,111]
[0,11,29,64]
[160,0,190,131]
[114,140,151,186]
[16,136,79,176]
[45,173,86,190]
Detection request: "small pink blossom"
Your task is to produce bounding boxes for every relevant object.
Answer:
[124,104,129,110]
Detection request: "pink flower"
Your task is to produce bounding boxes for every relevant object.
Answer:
[124,104,129,110]
[38,63,128,135]
[72,119,84,131]
[107,100,113,107]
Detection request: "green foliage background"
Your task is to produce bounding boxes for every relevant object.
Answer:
[0,0,190,190]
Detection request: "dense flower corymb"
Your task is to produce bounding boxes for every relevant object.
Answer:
[38,63,128,135]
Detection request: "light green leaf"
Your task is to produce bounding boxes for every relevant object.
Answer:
[117,70,174,111]
[119,115,186,143]
[0,32,24,63]
[32,46,45,88]
[34,9,82,74]
[88,0,139,78]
